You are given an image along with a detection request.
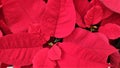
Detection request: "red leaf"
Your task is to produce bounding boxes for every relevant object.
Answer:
[76,11,86,28]
[84,6,103,27]
[0,33,46,66]
[0,5,12,35]
[61,28,117,67]
[57,42,116,68]
[39,0,76,38]
[74,0,90,19]
[99,23,120,39]
[100,0,120,13]
[33,28,117,68]
[89,0,113,19]
[75,0,113,28]
[101,5,113,19]
[48,44,61,60]
[101,13,120,26]
[28,24,50,41]
[1,0,45,33]
[64,28,116,54]
[33,48,56,68]
[28,24,41,34]
[73,0,90,28]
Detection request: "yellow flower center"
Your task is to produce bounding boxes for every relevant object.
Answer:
[90,25,98,32]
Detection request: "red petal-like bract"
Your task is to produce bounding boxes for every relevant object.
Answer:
[0,6,12,36]
[74,0,90,27]
[99,23,120,39]
[101,13,120,26]
[0,20,12,35]
[100,0,120,13]
[0,0,119,68]
[48,44,61,60]
[33,28,117,68]
[39,0,76,38]
[84,5,103,27]
[0,33,46,67]
[90,0,113,19]
[60,28,117,68]
[76,11,86,28]
[28,24,41,34]
[33,48,56,68]
[74,0,90,19]
[1,0,45,33]
[74,0,113,28]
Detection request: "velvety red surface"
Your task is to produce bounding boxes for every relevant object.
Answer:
[0,0,119,68]
[100,0,120,14]
[33,28,118,68]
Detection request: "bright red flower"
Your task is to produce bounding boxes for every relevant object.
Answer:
[74,1,120,67]
[74,0,120,39]
[0,0,119,68]
[74,0,113,28]
[33,28,117,68]
[0,1,47,67]
[0,0,76,67]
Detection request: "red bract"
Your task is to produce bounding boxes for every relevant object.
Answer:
[29,0,76,38]
[73,0,90,28]
[73,0,90,19]
[84,5,103,27]
[0,5,12,36]
[99,13,120,39]
[33,28,117,68]
[100,0,120,14]
[33,47,58,68]
[74,0,113,28]
[1,0,46,33]
[74,0,120,39]
[0,0,119,68]
[99,23,120,39]
[0,33,46,67]
[48,45,61,60]
[101,13,120,26]
[89,0,113,19]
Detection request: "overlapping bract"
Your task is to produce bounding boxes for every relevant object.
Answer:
[0,0,119,68]
[33,28,117,68]
[0,33,46,67]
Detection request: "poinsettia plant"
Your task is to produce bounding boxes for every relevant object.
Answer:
[0,0,119,68]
